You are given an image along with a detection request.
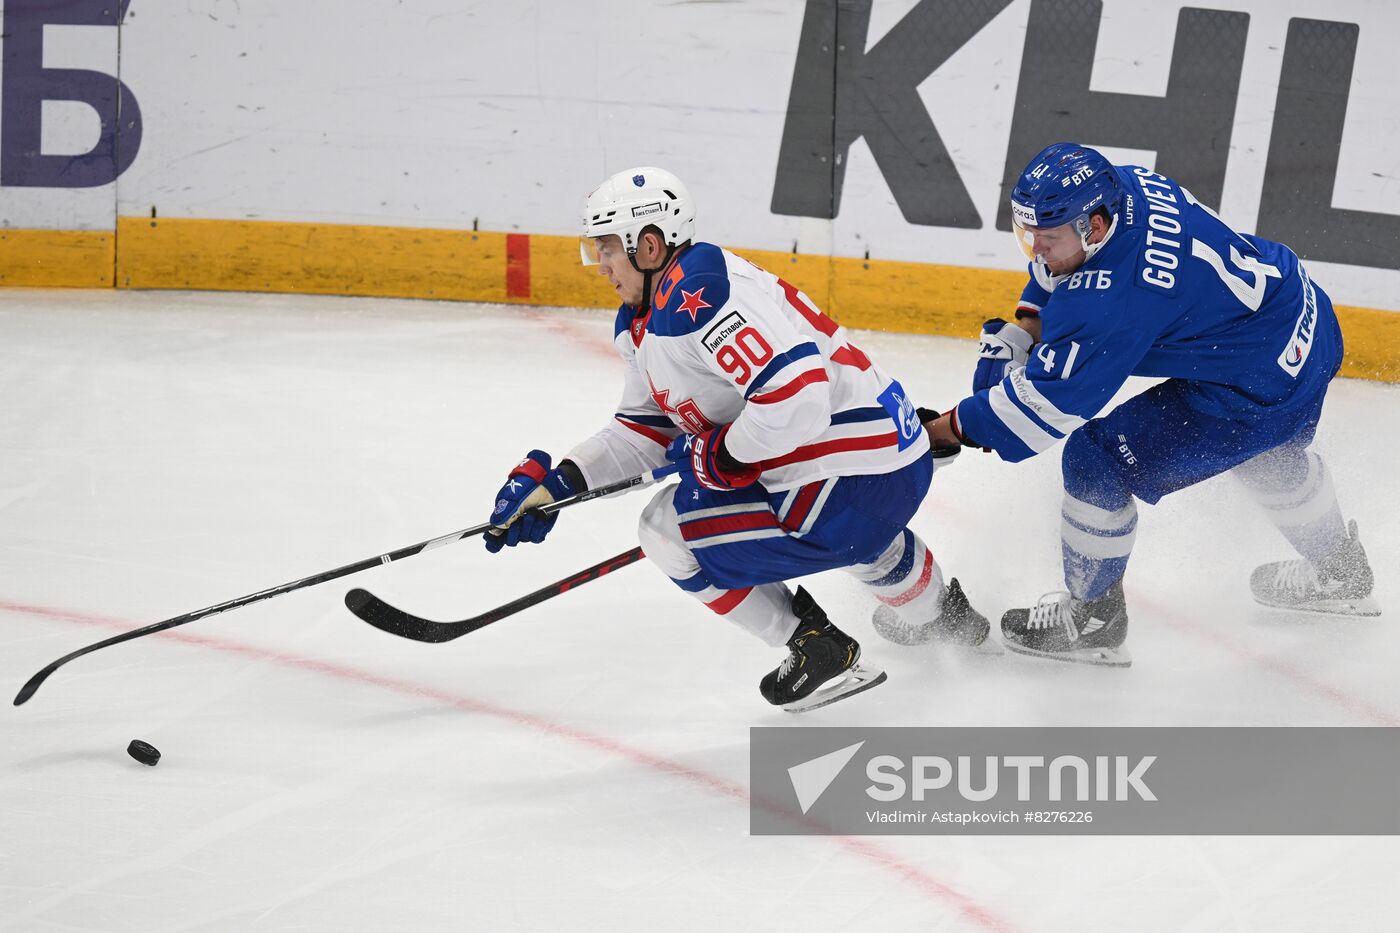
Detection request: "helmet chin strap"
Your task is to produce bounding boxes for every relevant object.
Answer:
[1078,213,1119,266]
[628,242,677,309]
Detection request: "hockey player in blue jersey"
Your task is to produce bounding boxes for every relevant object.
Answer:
[483,167,989,710]
[925,142,1378,667]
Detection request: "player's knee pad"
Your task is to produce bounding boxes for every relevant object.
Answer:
[636,485,702,581]
[1062,426,1132,512]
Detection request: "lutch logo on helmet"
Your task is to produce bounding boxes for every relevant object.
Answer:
[632,174,646,187]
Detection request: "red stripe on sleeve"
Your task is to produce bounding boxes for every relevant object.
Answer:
[617,417,673,446]
[759,432,898,470]
[749,369,829,405]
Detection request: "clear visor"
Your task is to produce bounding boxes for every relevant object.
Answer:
[1012,216,1088,266]
[579,235,631,267]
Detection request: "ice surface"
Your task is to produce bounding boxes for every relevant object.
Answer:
[2,289,1396,931]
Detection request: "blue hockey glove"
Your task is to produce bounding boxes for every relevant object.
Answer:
[485,450,577,552]
[971,318,1034,393]
[665,425,761,492]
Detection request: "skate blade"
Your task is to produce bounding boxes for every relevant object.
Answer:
[965,635,1004,656]
[1003,640,1132,668]
[1253,594,1381,617]
[871,614,934,646]
[782,663,888,713]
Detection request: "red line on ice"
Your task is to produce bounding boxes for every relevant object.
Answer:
[4,598,1016,933]
[1134,593,1400,726]
[921,495,1399,726]
[517,305,620,363]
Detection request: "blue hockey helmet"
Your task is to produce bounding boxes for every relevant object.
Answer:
[1009,143,1122,270]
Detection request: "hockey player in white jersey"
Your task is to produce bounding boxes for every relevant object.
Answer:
[926,143,1377,667]
[483,167,988,711]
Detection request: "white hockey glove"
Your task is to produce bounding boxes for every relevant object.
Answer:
[972,318,1034,393]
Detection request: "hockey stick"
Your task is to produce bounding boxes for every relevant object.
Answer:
[345,546,645,643]
[13,465,677,706]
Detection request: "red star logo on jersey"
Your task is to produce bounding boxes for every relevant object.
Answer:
[646,372,679,416]
[645,372,712,433]
[676,287,712,322]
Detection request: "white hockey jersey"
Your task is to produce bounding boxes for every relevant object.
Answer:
[566,243,926,492]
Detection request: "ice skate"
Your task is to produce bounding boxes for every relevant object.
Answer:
[1000,578,1131,667]
[871,578,998,652]
[1251,520,1380,616]
[760,587,886,712]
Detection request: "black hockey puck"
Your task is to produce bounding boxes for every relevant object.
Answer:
[127,739,161,766]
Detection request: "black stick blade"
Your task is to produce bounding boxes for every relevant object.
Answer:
[14,666,53,706]
[344,547,645,646]
[344,588,467,643]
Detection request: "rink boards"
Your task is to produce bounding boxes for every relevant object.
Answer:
[1,0,1398,381]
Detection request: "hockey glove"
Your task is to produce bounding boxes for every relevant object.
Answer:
[485,450,578,552]
[917,405,962,468]
[971,318,1034,393]
[665,425,761,492]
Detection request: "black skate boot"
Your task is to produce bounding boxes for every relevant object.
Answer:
[1000,578,1131,667]
[760,587,887,712]
[1251,520,1380,616]
[871,578,996,651]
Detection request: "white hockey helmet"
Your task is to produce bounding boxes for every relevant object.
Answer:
[580,167,695,265]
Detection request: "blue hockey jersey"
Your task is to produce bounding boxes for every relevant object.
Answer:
[957,165,1344,462]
